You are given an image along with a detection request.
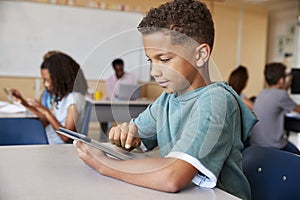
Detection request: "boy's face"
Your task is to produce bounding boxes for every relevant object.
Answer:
[142,32,206,95]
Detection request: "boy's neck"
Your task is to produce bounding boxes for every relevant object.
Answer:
[267,84,284,90]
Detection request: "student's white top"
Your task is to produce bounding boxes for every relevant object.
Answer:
[45,92,85,144]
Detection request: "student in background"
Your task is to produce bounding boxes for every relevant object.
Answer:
[102,58,137,136]
[74,1,257,199]
[228,65,254,110]
[10,51,88,144]
[105,58,137,100]
[39,50,60,109]
[250,62,300,154]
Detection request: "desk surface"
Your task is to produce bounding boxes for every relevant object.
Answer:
[86,96,153,105]
[286,112,300,119]
[0,110,36,118]
[0,145,239,200]
[86,97,153,123]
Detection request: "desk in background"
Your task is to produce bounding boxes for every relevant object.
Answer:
[285,112,300,133]
[0,111,48,145]
[0,144,240,200]
[87,97,153,123]
[0,110,36,118]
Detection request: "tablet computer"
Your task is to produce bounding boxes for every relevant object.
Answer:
[57,127,145,160]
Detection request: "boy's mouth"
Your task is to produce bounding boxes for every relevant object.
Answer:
[158,80,169,88]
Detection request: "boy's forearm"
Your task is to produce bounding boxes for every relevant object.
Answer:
[92,155,197,192]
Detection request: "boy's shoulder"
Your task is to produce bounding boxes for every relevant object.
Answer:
[155,82,233,103]
[259,88,288,98]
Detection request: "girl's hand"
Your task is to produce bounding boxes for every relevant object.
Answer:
[27,98,49,115]
[27,98,41,107]
[9,88,29,107]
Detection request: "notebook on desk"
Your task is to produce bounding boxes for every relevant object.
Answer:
[116,83,141,100]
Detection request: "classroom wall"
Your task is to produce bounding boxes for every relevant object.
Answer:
[0,0,268,101]
[267,1,299,69]
[209,2,267,97]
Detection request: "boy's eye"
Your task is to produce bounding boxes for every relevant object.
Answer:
[147,58,152,63]
[160,58,170,62]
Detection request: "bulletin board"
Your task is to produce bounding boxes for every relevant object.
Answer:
[0,1,150,81]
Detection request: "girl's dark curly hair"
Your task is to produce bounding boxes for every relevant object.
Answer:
[138,0,214,52]
[40,52,88,104]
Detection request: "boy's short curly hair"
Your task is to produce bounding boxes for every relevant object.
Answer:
[138,0,214,51]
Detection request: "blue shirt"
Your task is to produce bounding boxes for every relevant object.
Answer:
[132,82,257,200]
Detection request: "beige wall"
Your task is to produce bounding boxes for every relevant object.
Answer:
[85,79,163,101]
[240,5,268,96]
[0,77,38,101]
[0,0,268,101]
[211,3,267,97]
[0,76,162,101]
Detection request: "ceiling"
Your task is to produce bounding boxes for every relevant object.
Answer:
[209,0,299,13]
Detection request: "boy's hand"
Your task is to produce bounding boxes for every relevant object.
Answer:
[74,140,107,168]
[109,122,141,151]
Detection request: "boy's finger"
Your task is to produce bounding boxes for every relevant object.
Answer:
[112,127,121,147]
[120,130,128,148]
[125,133,134,150]
[125,124,137,149]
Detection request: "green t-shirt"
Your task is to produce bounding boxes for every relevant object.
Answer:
[132,82,257,200]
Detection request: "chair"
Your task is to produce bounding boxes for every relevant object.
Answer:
[76,101,92,135]
[242,146,300,200]
[0,118,48,145]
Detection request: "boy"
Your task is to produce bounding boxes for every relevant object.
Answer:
[75,0,257,199]
[250,62,300,154]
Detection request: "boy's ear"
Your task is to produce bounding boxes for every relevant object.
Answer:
[195,44,210,68]
[278,77,285,87]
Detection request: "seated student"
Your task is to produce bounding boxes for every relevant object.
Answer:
[102,58,138,136]
[105,58,137,100]
[10,51,88,144]
[228,65,254,110]
[74,1,257,199]
[250,62,300,155]
[39,50,60,109]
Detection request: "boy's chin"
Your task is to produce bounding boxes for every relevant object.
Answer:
[163,88,175,94]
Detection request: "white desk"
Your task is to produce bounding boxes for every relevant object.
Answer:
[87,97,153,123]
[0,145,240,200]
[0,110,36,118]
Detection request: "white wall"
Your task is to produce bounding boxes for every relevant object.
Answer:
[0,1,150,81]
[267,2,299,70]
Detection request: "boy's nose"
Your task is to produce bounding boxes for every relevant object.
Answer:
[150,63,162,77]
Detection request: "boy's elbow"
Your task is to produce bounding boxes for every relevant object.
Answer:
[162,171,188,193]
[156,158,197,193]
[164,181,182,193]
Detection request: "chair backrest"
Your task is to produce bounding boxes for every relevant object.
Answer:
[76,101,92,135]
[242,146,300,200]
[0,118,48,145]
